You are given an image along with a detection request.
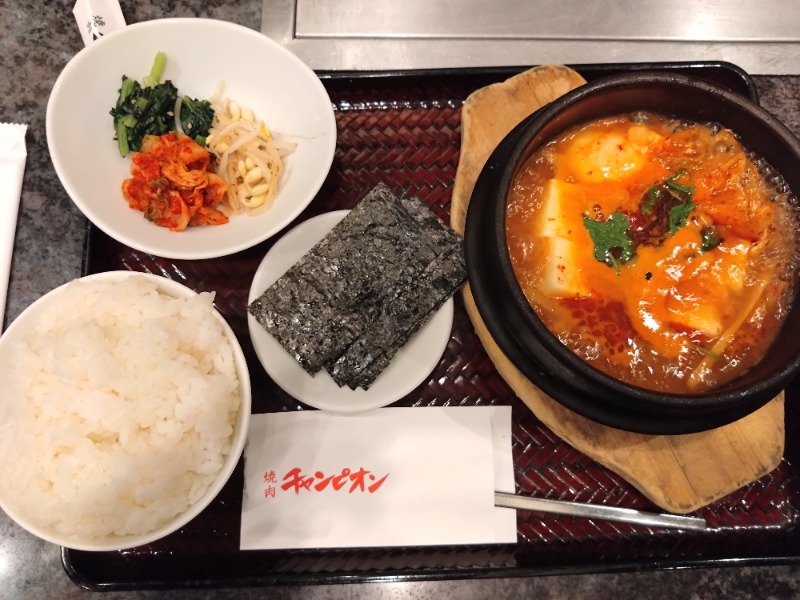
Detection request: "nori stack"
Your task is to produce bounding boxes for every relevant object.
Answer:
[328,243,466,389]
[398,194,464,254]
[247,184,461,377]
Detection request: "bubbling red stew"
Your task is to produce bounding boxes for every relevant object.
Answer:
[506,112,799,394]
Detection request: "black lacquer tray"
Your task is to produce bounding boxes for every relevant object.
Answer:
[63,62,800,591]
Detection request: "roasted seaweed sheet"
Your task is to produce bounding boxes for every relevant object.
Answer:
[330,243,466,388]
[248,184,466,389]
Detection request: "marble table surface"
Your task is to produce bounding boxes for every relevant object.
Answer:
[3,1,800,598]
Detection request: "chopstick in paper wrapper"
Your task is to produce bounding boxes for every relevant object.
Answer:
[72,0,126,47]
[0,123,27,331]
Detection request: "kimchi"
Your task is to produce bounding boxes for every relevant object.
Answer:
[121,132,228,231]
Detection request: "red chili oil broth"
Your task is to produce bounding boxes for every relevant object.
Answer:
[506,112,799,393]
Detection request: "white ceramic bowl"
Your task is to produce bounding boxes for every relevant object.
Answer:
[0,271,252,551]
[46,18,336,260]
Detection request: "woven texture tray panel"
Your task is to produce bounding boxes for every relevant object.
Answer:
[64,64,800,590]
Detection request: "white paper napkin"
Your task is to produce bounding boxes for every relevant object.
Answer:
[0,123,27,331]
[240,406,517,550]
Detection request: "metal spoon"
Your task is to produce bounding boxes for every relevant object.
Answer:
[495,491,707,531]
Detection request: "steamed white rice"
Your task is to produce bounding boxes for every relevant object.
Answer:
[0,275,241,540]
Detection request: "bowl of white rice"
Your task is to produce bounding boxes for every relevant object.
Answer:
[0,271,250,551]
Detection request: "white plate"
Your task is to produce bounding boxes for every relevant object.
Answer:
[247,211,454,413]
[46,18,336,260]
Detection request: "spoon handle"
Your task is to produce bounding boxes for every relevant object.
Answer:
[494,491,707,531]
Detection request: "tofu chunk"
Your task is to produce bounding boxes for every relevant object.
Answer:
[536,236,592,298]
[558,128,650,184]
[665,239,750,337]
[537,179,585,238]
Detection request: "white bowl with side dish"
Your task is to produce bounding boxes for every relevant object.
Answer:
[46,18,336,260]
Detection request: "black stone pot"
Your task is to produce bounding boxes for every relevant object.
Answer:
[465,71,800,434]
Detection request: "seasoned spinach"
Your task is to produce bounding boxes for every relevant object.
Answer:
[110,52,215,156]
[110,76,178,156]
[179,96,215,147]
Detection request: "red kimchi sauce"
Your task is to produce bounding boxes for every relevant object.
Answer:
[506,112,799,393]
[122,132,228,231]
